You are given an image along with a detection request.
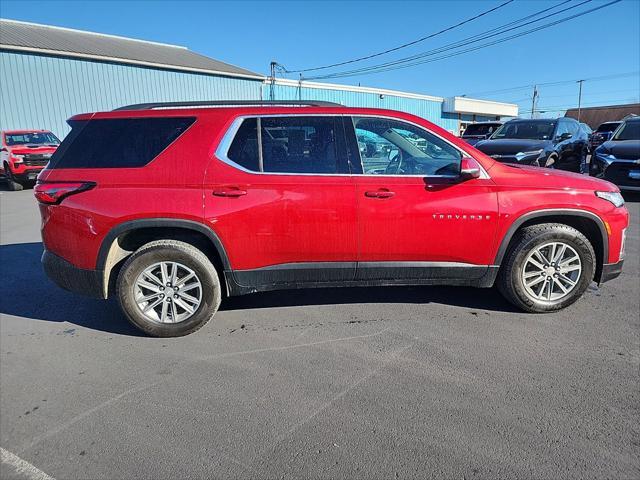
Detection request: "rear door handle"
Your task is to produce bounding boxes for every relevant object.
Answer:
[212,189,247,197]
[364,190,395,199]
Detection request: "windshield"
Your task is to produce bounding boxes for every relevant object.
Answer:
[491,121,556,140]
[5,132,60,146]
[463,124,500,136]
[596,122,621,133]
[612,121,640,141]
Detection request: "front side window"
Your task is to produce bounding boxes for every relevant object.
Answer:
[612,120,640,141]
[225,116,349,174]
[352,117,461,176]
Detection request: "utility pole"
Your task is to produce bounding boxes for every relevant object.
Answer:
[269,61,276,101]
[530,85,538,119]
[577,79,584,121]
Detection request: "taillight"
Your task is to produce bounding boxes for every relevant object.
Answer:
[34,181,95,205]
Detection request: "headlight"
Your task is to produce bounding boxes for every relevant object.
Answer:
[595,191,624,207]
[515,149,543,161]
[11,154,25,163]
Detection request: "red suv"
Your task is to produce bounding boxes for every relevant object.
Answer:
[35,101,628,337]
[1,130,60,190]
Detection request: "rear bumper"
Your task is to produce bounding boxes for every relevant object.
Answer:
[42,249,105,299]
[599,260,624,284]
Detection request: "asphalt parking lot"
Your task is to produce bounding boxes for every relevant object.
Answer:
[1,186,638,480]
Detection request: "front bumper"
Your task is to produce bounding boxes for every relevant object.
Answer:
[42,249,105,299]
[599,260,624,284]
[591,155,640,191]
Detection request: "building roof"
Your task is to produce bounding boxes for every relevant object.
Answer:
[565,103,640,128]
[0,18,263,80]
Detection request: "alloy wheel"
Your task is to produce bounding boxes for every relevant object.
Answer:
[133,261,202,323]
[521,242,582,302]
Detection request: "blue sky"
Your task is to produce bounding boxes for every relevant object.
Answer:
[2,0,639,116]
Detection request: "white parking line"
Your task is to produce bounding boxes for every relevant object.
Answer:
[0,447,55,480]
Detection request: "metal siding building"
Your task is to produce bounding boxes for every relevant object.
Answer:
[266,81,452,128]
[0,51,262,137]
[0,19,517,139]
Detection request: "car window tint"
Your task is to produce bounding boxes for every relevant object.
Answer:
[227,118,259,171]
[260,117,345,174]
[352,117,461,176]
[49,117,195,169]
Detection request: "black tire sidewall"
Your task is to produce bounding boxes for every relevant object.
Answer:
[5,165,23,191]
[507,229,595,312]
[117,245,221,337]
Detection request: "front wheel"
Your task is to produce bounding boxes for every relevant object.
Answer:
[4,165,23,191]
[117,240,222,337]
[497,223,596,313]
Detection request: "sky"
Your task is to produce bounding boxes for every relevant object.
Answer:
[1,0,639,117]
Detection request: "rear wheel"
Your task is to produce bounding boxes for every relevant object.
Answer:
[4,165,23,191]
[497,223,595,312]
[117,240,221,337]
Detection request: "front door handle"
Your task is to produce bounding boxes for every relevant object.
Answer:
[212,188,247,197]
[364,189,395,199]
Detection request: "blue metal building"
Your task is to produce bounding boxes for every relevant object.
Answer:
[0,19,517,139]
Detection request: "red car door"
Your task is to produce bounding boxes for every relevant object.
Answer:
[347,116,499,281]
[204,115,357,287]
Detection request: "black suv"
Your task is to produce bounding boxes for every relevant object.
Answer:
[475,118,589,172]
[591,117,640,191]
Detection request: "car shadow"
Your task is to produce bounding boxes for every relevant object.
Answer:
[0,242,143,336]
[0,242,519,336]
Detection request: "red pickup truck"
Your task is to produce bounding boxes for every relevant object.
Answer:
[1,130,60,190]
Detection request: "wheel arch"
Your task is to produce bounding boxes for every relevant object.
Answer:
[494,209,608,282]
[97,219,231,298]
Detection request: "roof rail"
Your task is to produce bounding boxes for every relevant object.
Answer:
[113,100,343,111]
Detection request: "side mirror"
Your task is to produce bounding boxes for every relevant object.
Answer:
[460,157,481,180]
[557,132,572,141]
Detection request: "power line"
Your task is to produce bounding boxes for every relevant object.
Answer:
[500,87,640,102]
[308,0,620,80]
[284,0,516,74]
[467,71,640,97]
[307,0,581,79]
[533,97,640,111]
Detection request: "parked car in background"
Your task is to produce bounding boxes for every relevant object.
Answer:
[461,121,503,146]
[589,121,622,152]
[591,116,640,191]
[0,130,60,190]
[36,101,627,337]
[475,118,589,172]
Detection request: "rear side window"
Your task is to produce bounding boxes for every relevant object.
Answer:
[49,117,195,169]
[227,118,259,171]
[223,116,350,174]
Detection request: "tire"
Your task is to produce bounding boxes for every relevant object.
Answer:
[543,153,558,169]
[497,223,596,313]
[4,165,23,191]
[116,240,222,337]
